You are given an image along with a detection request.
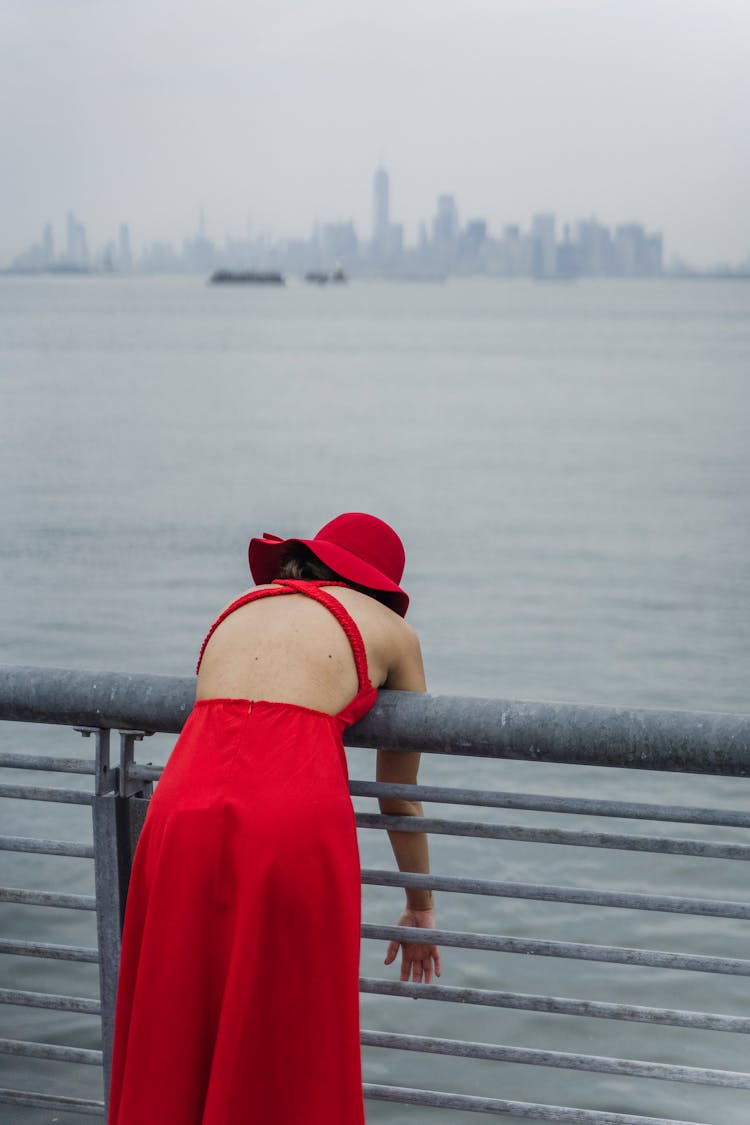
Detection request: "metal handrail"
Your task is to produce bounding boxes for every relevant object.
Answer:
[360,867,750,919]
[0,727,104,1116]
[360,1029,750,1088]
[1,664,749,772]
[0,989,101,1015]
[2,665,750,1124]
[358,977,750,1034]
[0,1089,105,1117]
[0,888,96,910]
[0,1039,102,1066]
[0,938,99,962]
[362,1083,713,1125]
[0,783,94,804]
[361,923,750,975]
[357,811,750,858]
[0,835,94,858]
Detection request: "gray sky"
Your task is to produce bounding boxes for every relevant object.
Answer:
[2,0,749,266]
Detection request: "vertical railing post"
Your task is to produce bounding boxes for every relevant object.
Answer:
[80,727,120,1108]
[84,727,152,1109]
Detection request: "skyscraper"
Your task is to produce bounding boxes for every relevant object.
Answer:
[42,223,54,268]
[431,194,459,270]
[372,167,389,247]
[575,218,613,276]
[531,213,556,278]
[118,224,133,272]
[433,194,459,245]
[66,211,89,269]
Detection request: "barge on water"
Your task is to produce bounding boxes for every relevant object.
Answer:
[209,269,285,285]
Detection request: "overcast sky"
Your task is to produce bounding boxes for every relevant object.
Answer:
[2,0,749,267]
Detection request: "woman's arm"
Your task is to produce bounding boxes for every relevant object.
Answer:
[377,747,441,983]
[376,748,432,910]
[378,624,441,983]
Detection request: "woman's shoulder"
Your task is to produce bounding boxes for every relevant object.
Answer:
[325,586,422,662]
[323,586,424,691]
[210,584,276,618]
[323,584,413,626]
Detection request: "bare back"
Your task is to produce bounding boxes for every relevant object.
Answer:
[196,583,426,715]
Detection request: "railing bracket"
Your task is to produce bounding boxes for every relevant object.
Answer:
[118,731,154,798]
[76,727,114,796]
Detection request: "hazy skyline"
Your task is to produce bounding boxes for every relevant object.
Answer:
[3,0,749,268]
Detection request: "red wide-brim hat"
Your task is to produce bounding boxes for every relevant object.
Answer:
[248,512,409,617]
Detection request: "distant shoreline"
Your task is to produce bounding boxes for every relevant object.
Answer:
[1,267,748,282]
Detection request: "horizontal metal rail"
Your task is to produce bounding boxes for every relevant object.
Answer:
[0,783,94,804]
[0,938,99,962]
[0,834,94,858]
[362,1083,712,1124]
[0,752,95,774]
[0,1038,102,1065]
[361,867,750,919]
[362,1029,750,1088]
[0,1089,105,1117]
[0,988,100,1015]
[1,665,749,774]
[121,769,750,870]
[359,977,750,1034]
[0,887,96,910]
[351,779,750,828]
[128,763,160,782]
[357,812,750,859]
[362,924,750,975]
[123,768,750,832]
[0,667,194,732]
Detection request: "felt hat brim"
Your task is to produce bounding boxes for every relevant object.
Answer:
[248,533,409,617]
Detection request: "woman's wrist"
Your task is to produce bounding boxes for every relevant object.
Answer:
[406,894,434,912]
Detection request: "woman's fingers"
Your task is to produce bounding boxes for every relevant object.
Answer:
[387,938,442,982]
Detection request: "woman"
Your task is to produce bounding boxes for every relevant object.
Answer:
[108,512,440,1125]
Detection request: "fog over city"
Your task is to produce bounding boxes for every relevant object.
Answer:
[3,0,749,269]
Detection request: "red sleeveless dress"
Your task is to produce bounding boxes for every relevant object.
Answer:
[108,580,377,1125]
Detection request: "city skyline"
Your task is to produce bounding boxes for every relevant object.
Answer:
[2,3,749,270]
[7,167,674,279]
[5,177,748,277]
[11,162,750,278]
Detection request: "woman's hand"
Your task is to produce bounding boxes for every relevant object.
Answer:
[384,906,442,984]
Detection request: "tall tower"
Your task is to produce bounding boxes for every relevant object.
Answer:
[118,224,133,271]
[66,211,89,268]
[531,213,556,278]
[433,194,458,244]
[42,223,54,268]
[373,167,389,247]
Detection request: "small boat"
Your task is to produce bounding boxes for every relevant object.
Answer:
[304,265,348,285]
[210,270,285,285]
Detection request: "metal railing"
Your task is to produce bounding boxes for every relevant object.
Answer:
[1,665,749,1123]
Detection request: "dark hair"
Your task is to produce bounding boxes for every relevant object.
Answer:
[277,544,341,582]
[276,543,390,607]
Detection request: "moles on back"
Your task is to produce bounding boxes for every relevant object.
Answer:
[196,584,425,715]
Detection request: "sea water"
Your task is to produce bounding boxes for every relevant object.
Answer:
[0,275,748,1122]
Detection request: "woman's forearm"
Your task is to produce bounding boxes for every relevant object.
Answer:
[379,798,433,910]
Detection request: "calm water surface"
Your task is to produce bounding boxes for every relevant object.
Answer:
[0,276,749,1122]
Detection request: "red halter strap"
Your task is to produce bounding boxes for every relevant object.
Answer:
[195,580,373,697]
[271,579,372,695]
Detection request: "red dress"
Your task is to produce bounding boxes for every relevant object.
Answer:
[108,580,377,1124]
